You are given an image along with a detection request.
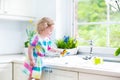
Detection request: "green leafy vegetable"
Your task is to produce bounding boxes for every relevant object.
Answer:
[24,20,36,47]
[56,36,79,49]
[114,47,120,56]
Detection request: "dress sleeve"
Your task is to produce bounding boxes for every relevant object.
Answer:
[47,39,52,51]
[30,35,39,47]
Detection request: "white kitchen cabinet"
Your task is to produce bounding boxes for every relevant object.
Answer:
[0,0,36,20]
[41,67,78,80]
[79,72,120,80]
[0,0,4,14]
[14,63,28,80]
[41,67,50,80]
[0,63,12,80]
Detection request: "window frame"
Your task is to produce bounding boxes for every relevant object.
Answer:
[73,0,120,61]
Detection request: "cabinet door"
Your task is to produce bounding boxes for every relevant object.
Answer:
[0,63,12,80]
[14,63,28,80]
[41,68,78,80]
[49,68,78,80]
[79,73,120,80]
[4,0,36,17]
[41,67,50,80]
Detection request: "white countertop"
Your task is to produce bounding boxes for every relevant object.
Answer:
[43,56,120,77]
[0,54,25,63]
[0,54,120,78]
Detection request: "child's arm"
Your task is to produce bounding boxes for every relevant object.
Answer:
[49,47,70,57]
[49,47,62,53]
[28,45,35,67]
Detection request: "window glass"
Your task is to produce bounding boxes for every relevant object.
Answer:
[76,0,120,48]
[110,24,120,47]
[78,24,106,46]
[77,0,106,22]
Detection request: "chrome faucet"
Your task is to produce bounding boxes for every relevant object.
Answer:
[89,40,93,55]
[83,40,93,60]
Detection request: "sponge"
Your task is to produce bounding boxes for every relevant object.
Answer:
[60,49,70,57]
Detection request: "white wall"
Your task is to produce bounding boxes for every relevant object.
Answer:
[56,0,73,39]
[36,0,56,20]
[0,19,27,54]
[36,0,73,39]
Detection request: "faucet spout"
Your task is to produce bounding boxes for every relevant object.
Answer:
[89,40,93,54]
[83,40,94,60]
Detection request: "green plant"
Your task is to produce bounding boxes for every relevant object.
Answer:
[24,40,30,48]
[55,36,79,49]
[24,20,36,48]
[114,47,120,56]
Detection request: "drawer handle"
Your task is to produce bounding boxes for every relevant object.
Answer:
[44,68,52,73]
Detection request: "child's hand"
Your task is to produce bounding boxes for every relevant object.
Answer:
[30,60,35,67]
[60,49,70,57]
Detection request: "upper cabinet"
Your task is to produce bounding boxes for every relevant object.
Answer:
[0,0,36,20]
[0,0,4,14]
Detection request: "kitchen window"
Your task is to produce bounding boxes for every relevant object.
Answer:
[74,0,120,48]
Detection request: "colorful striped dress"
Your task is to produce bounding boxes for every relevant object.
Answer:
[23,34,52,79]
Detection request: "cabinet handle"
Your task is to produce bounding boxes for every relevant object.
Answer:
[44,69,49,72]
[44,67,52,73]
[49,69,52,73]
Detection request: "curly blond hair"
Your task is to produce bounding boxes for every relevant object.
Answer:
[37,17,54,34]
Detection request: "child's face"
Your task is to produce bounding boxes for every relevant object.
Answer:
[44,25,54,37]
